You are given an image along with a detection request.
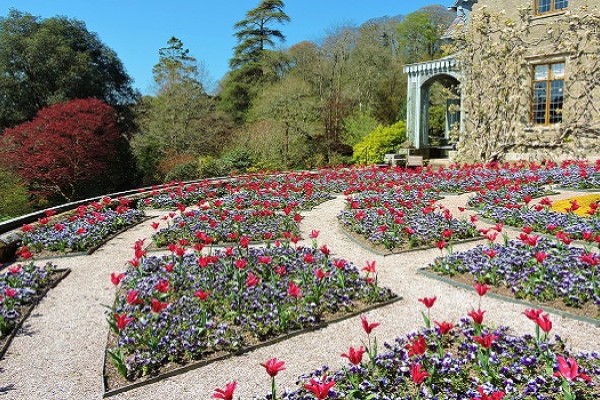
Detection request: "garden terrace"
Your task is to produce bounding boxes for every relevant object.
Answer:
[0,163,599,400]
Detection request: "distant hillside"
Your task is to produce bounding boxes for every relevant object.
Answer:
[363,4,454,28]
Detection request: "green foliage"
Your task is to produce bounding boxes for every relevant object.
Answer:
[197,156,230,178]
[0,167,31,220]
[396,8,454,64]
[133,38,232,183]
[343,111,380,146]
[352,121,407,165]
[164,161,199,183]
[0,9,136,129]
[221,148,254,173]
[230,0,290,68]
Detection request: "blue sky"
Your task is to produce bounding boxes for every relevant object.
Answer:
[1,1,452,94]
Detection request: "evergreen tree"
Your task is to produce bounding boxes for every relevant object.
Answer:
[230,0,290,68]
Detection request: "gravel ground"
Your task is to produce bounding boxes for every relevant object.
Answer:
[0,192,598,400]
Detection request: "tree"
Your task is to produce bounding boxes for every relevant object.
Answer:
[133,38,232,183]
[352,121,407,165]
[0,98,131,202]
[396,8,454,64]
[0,10,137,130]
[219,0,291,125]
[230,0,290,68]
[249,76,322,168]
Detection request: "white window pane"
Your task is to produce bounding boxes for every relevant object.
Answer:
[552,63,565,78]
[535,65,549,80]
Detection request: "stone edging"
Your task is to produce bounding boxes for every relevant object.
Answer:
[102,295,402,397]
[0,268,71,359]
[417,268,599,327]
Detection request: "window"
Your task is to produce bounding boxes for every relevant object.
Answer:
[532,62,564,125]
[536,0,568,15]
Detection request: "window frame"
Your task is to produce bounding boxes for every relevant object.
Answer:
[531,61,565,126]
[535,0,569,16]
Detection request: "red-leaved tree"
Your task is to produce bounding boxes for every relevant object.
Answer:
[1,98,125,202]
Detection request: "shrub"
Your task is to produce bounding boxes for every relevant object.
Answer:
[352,121,407,165]
[0,167,31,220]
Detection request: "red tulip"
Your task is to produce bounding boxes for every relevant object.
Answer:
[333,259,346,270]
[114,313,134,331]
[8,265,22,274]
[436,240,447,250]
[126,290,143,305]
[194,289,210,301]
[362,260,376,274]
[151,298,169,313]
[418,296,437,309]
[319,245,331,256]
[471,386,505,400]
[341,346,366,366]
[17,246,33,259]
[304,253,316,263]
[473,334,498,349]
[246,272,260,288]
[155,279,170,293]
[4,287,17,298]
[309,230,320,239]
[523,308,543,321]
[468,309,486,325]
[553,355,591,382]
[474,282,490,297]
[314,268,329,280]
[110,272,125,286]
[410,363,429,385]
[434,320,454,335]
[535,313,552,333]
[534,251,548,263]
[213,381,237,400]
[288,282,302,298]
[304,376,335,400]
[151,222,160,230]
[258,255,272,264]
[484,231,498,242]
[482,249,497,259]
[406,335,427,357]
[360,315,380,334]
[261,357,286,377]
[234,258,248,270]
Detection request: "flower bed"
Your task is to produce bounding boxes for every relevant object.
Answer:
[150,207,301,248]
[0,261,68,356]
[105,241,396,387]
[430,238,600,318]
[480,205,600,241]
[257,318,600,399]
[137,181,227,209]
[20,198,146,255]
[338,204,479,252]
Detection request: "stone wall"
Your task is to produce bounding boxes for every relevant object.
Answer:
[456,0,600,161]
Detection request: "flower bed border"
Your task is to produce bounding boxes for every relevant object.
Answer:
[338,223,483,256]
[26,216,151,261]
[417,267,600,327]
[0,268,71,359]
[101,294,402,398]
[475,215,592,248]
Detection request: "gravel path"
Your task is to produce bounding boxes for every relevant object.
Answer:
[1,192,599,400]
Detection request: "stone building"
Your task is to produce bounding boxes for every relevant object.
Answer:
[404,0,600,161]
